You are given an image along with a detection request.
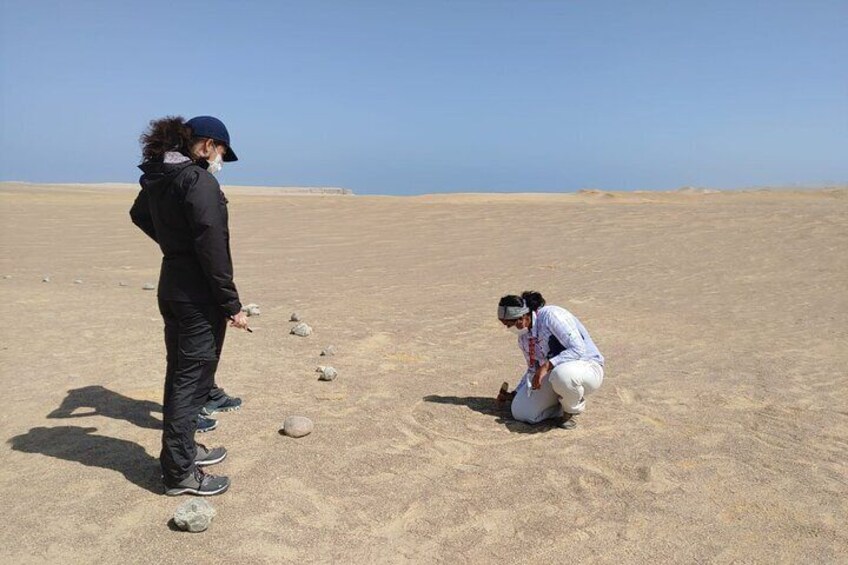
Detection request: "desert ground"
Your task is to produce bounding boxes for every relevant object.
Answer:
[0,182,846,564]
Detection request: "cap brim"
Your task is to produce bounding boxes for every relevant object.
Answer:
[223,146,238,162]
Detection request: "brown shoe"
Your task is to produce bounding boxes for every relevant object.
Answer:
[496,382,515,403]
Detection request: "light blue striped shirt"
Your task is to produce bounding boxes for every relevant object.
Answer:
[518,305,604,370]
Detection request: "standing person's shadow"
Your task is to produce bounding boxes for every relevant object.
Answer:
[47,385,161,429]
[423,395,557,434]
[8,426,161,493]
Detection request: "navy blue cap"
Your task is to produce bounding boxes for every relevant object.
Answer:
[186,116,238,162]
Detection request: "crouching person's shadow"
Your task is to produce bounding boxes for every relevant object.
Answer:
[8,426,161,493]
[47,385,161,430]
[422,395,555,434]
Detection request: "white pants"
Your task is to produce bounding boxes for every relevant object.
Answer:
[510,374,562,424]
[510,360,603,423]
[549,360,604,415]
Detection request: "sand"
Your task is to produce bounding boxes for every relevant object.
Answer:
[0,182,846,563]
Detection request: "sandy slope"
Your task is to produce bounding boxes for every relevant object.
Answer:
[0,183,846,564]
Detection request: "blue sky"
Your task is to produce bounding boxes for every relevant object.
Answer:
[1,1,845,194]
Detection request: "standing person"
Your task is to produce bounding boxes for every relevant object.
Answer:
[496,291,604,430]
[130,115,249,495]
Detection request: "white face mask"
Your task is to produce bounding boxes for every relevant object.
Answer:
[206,152,223,175]
[508,325,528,336]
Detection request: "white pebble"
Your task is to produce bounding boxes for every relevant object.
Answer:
[142,283,156,291]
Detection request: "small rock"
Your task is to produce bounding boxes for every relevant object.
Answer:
[470,381,479,386]
[142,283,156,291]
[119,281,128,287]
[173,498,217,533]
[73,279,83,285]
[280,416,313,438]
[320,345,336,357]
[290,322,312,337]
[316,366,338,381]
[3,275,11,279]
[242,303,261,317]
[290,312,301,322]
[42,276,51,283]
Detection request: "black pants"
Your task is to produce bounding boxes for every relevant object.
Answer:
[207,385,227,403]
[158,299,227,484]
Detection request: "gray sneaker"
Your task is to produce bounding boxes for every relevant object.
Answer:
[195,443,227,467]
[557,414,578,430]
[165,468,230,496]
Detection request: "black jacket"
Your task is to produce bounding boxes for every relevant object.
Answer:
[130,160,241,316]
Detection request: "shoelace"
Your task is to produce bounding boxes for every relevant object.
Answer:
[195,466,218,482]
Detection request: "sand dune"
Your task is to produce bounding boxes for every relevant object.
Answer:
[0,182,846,563]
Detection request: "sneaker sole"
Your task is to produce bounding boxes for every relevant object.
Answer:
[165,482,230,496]
[196,451,227,467]
[196,422,218,433]
[202,405,241,416]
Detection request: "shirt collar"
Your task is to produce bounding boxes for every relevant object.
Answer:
[530,311,538,339]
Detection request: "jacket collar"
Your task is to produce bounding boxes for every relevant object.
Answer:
[138,158,195,175]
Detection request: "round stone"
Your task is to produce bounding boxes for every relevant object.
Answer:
[290,312,301,322]
[42,276,51,283]
[142,282,156,291]
[320,345,336,357]
[280,416,313,438]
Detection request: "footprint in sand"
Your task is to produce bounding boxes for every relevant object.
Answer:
[635,462,680,493]
[615,386,641,405]
[567,466,615,497]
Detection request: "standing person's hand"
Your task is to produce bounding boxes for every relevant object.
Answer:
[230,311,250,331]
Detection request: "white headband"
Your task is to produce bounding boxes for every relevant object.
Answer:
[497,305,529,320]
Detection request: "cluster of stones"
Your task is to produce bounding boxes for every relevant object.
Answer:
[16,274,156,289]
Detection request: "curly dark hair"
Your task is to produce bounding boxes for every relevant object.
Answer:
[139,116,193,162]
[521,290,546,312]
